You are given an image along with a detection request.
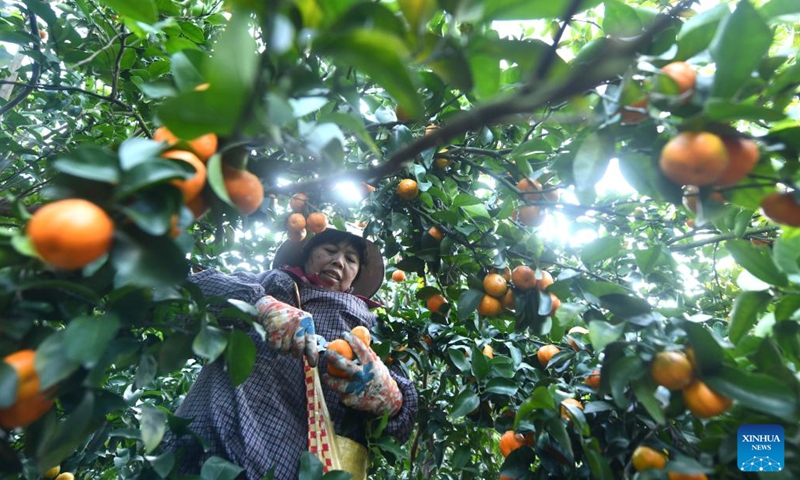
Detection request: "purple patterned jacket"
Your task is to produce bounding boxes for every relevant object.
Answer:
[161,269,418,479]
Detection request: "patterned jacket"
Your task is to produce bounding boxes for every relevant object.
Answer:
[162,268,418,479]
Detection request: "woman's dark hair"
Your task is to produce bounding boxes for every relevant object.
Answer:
[300,230,368,271]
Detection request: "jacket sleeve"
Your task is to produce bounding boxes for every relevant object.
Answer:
[383,364,419,444]
[189,269,296,322]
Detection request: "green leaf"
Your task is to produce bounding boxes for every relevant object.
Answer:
[450,389,480,418]
[115,159,189,199]
[772,227,800,283]
[580,236,621,265]
[36,331,81,390]
[676,4,728,60]
[710,0,774,99]
[194,323,229,362]
[728,291,772,345]
[299,452,324,480]
[447,348,470,373]
[760,0,800,19]
[170,50,206,92]
[457,289,483,321]
[572,133,613,204]
[314,29,423,119]
[483,0,603,21]
[632,379,665,424]
[140,405,167,454]
[485,377,519,396]
[97,0,157,24]
[634,245,666,275]
[398,0,437,33]
[516,386,555,423]
[205,13,258,110]
[607,355,645,409]
[680,320,725,376]
[705,365,798,418]
[0,361,16,408]
[603,1,643,37]
[420,33,473,92]
[135,354,158,390]
[599,293,652,319]
[587,320,625,352]
[200,456,245,480]
[226,330,256,387]
[581,437,614,480]
[705,99,786,122]
[35,391,95,471]
[64,314,120,368]
[118,138,164,171]
[158,333,194,374]
[54,147,120,183]
[111,229,189,289]
[726,239,788,287]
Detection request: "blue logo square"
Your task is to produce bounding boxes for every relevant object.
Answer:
[738,424,784,472]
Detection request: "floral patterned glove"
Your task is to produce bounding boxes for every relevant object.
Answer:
[255,295,319,367]
[322,332,403,416]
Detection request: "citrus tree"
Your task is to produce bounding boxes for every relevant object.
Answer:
[1,0,799,479]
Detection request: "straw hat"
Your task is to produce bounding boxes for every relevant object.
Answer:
[272,227,385,298]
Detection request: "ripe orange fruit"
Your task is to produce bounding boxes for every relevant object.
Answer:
[682,185,725,213]
[716,137,759,187]
[632,445,667,472]
[537,344,559,367]
[501,289,515,310]
[43,465,61,478]
[517,178,543,200]
[287,228,307,242]
[682,380,733,418]
[491,266,512,281]
[351,325,371,347]
[187,194,209,219]
[482,344,494,359]
[222,166,264,215]
[397,179,419,200]
[0,350,54,429]
[162,150,207,202]
[434,157,451,169]
[428,226,444,241]
[27,199,114,270]
[549,293,562,316]
[327,338,355,378]
[289,193,308,212]
[668,472,708,480]
[661,61,697,101]
[54,473,74,480]
[584,369,601,389]
[477,294,503,317]
[560,398,584,420]
[391,270,406,281]
[483,273,508,298]
[650,351,694,390]
[499,430,532,457]
[287,213,306,233]
[395,106,411,122]
[424,124,438,136]
[760,191,800,227]
[567,326,589,351]
[517,205,545,227]
[659,131,729,186]
[537,270,554,291]
[306,212,328,234]
[512,265,537,290]
[620,98,648,125]
[426,293,447,313]
[153,126,218,162]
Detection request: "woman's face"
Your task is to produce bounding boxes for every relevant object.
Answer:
[304,240,361,292]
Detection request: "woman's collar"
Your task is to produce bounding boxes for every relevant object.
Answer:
[278,266,383,309]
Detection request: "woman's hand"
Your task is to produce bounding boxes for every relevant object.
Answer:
[255,295,319,366]
[322,332,403,416]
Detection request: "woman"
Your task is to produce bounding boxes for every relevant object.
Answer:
[162,228,418,479]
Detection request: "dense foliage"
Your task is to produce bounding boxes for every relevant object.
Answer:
[1,0,799,479]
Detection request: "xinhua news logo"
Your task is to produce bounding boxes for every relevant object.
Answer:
[738,424,784,472]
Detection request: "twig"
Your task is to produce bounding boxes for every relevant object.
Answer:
[669,226,779,252]
[535,0,585,81]
[70,31,128,69]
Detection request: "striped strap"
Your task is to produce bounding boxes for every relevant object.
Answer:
[305,357,337,472]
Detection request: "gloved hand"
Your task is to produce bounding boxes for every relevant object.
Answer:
[322,332,403,416]
[255,295,319,367]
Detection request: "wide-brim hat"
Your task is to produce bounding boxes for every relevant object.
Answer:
[272,227,385,298]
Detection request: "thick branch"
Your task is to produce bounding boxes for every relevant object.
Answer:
[669,226,779,252]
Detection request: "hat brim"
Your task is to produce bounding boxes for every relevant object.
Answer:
[272,229,385,298]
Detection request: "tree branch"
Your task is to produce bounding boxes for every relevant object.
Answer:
[263,1,690,197]
[0,8,42,118]
[669,226,779,252]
